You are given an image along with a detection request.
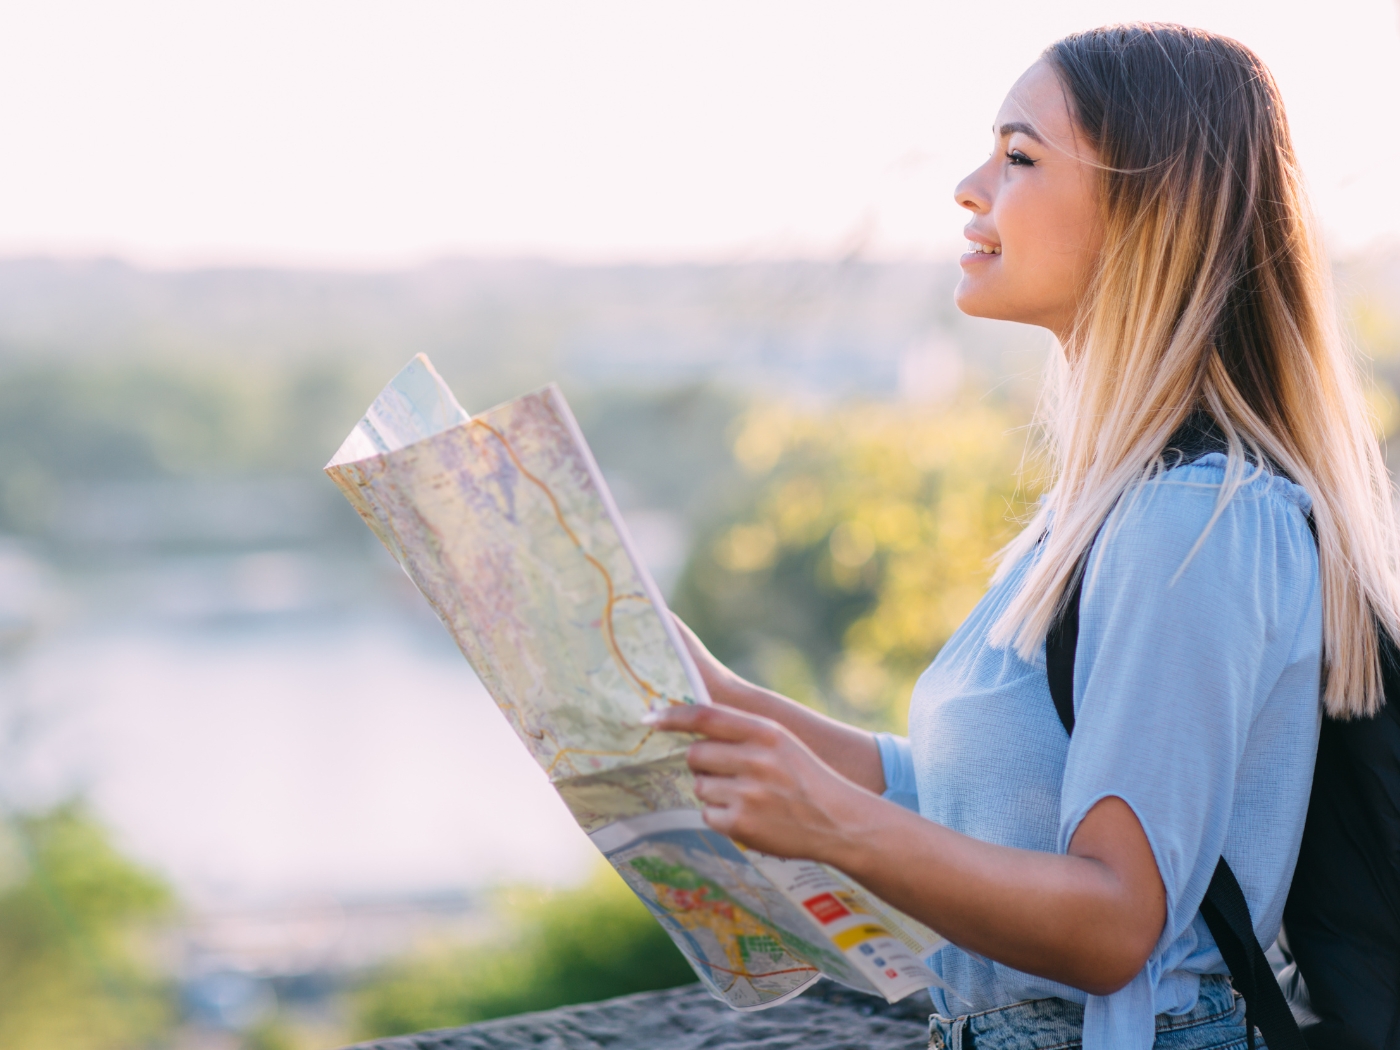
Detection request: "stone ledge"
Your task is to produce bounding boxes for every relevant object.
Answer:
[343,979,933,1050]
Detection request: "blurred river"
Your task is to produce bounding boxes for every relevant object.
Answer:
[12,619,593,903]
[1,538,606,907]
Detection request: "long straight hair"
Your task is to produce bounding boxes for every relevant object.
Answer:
[989,23,1400,718]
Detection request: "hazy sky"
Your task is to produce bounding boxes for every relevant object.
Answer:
[1,0,1396,268]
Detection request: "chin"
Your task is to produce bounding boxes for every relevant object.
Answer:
[953,277,1001,320]
[954,277,1042,327]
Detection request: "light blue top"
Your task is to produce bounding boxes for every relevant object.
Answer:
[876,453,1323,1050]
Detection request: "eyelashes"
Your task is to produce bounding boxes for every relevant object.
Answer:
[1006,149,1036,167]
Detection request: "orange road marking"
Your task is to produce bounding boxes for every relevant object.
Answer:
[671,947,819,980]
[470,417,662,705]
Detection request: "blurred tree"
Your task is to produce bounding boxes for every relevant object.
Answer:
[1346,294,1400,448]
[353,866,696,1039]
[670,396,1042,730]
[0,363,758,559]
[571,383,749,524]
[241,1016,298,1050]
[0,801,175,1050]
[0,360,381,545]
[0,360,377,516]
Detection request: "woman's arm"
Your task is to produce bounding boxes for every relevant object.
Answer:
[672,616,886,794]
[646,702,1167,997]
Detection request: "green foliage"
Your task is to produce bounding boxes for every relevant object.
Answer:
[569,384,750,525]
[671,396,1041,730]
[1345,295,1400,453]
[0,802,176,1050]
[241,1017,298,1050]
[0,363,754,557]
[353,866,696,1039]
[0,360,378,534]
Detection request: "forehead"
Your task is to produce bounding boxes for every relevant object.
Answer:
[995,59,1078,144]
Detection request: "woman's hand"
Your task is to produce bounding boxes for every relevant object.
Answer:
[670,615,756,709]
[654,694,1167,995]
[646,702,876,862]
[667,615,888,793]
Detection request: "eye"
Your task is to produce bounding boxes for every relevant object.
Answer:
[1006,148,1036,167]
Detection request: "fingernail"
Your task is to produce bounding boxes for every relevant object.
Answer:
[640,710,664,725]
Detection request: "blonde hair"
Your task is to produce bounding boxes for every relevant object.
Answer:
[990,23,1400,718]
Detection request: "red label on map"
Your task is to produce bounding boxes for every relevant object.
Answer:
[802,892,851,925]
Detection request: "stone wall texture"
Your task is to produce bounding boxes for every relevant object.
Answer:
[345,979,933,1050]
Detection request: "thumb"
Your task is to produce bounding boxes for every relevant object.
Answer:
[672,615,740,691]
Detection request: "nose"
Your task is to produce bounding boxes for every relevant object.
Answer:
[955,164,990,214]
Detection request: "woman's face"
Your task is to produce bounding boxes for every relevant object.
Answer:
[954,60,1103,340]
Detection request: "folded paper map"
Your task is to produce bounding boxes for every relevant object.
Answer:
[325,355,947,1010]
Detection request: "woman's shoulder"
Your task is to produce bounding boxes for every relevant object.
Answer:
[1078,452,1322,683]
[1093,452,1318,586]
[1151,450,1313,515]
[1109,451,1315,540]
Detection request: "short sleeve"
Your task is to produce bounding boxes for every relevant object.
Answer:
[1058,470,1317,922]
[897,454,1319,1050]
[875,732,919,812]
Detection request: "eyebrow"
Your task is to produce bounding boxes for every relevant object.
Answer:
[997,121,1046,144]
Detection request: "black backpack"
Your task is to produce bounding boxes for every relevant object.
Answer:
[1045,421,1400,1050]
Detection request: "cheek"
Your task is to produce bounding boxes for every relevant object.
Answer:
[953,180,1093,325]
[994,187,1045,272]
[1001,185,1095,294]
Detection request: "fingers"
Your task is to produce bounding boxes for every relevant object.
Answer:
[645,693,831,854]
[686,739,751,776]
[686,739,776,778]
[693,775,760,843]
[699,803,739,837]
[693,772,743,806]
[645,702,780,744]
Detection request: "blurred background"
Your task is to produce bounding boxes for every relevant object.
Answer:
[0,2,1397,1048]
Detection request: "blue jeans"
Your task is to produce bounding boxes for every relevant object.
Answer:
[928,975,1260,1050]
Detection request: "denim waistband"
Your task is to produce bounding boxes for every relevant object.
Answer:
[928,975,1249,1050]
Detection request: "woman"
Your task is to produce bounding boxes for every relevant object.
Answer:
[649,22,1400,1050]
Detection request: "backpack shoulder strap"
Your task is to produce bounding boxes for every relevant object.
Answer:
[1199,860,1310,1050]
[1044,554,1308,1050]
[1044,557,1084,735]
